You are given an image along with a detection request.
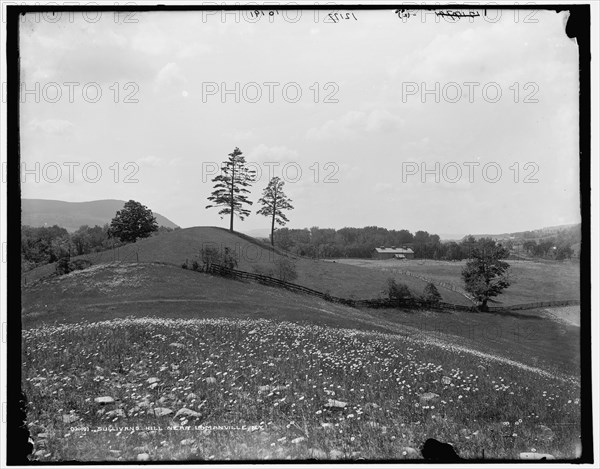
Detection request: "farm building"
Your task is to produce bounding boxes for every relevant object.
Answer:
[373,246,415,260]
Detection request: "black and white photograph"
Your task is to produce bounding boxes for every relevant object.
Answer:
[2,1,597,465]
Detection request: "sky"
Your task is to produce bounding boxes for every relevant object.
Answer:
[18,7,581,237]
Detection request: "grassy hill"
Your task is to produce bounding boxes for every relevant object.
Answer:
[21,199,179,232]
[22,227,471,305]
[22,262,582,461]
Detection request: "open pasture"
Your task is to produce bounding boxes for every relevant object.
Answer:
[335,258,581,306]
[23,316,581,462]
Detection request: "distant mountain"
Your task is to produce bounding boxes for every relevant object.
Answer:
[21,199,179,232]
[464,223,581,242]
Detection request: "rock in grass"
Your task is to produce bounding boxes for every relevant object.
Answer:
[329,449,344,459]
[150,407,173,417]
[147,377,159,384]
[291,437,305,444]
[94,396,115,405]
[308,448,327,459]
[419,392,440,404]
[537,425,555,442]
[519,452,555,460]
[399,446,420,459]
[180,439,195,446]
[205,377,217,385]
[324,399,347,410]
[62,414,79,424]
[441,376,452,385]
[169,342,185,348]
[186,393,197,400]
[136,453,150,461]
[175,408,202,418]
[106,409,126,418]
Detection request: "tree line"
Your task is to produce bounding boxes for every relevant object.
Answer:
[21,200,173,272]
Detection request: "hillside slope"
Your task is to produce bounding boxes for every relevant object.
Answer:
[21,199,179,232]
[22,226,471,304]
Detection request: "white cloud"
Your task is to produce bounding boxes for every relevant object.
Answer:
[154,62,187,93]
[28,119,74,135]
[247,144,299,163]
[307,109,404,140]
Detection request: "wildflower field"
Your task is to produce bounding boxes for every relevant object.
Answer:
[23,317,581,462]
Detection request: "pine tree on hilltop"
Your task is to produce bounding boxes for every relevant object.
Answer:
[256,177,294,246]
[206,147,256,232]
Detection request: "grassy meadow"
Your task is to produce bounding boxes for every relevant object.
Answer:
[335,258,581,306]
[23,317,581,462]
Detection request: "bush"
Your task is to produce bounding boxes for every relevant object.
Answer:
[274,257,297,282]
[191,260,200,271]
[55,257,92,276]
[386,278,412,300]
[181,261,188,269]
[55,257,72,276]
[422,282,442,304]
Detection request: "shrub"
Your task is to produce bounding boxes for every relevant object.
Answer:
[422,282,442,304]
[191,260,200,272]
[274,257,297,282]
[386,278,412,300]
[181,261,188,269]
[55,258,92,276]
[55,257,72,276]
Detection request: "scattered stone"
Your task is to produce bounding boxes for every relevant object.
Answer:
[308,448,327,459]
[147,377,159,384]
[136,453,150,461]
[329,449,344,459]
[520,452,555,460]
[441,376,452,385]
[94,396,115,405]
[320,423,334,430]
[187,393,197,400]
[175,408,202,418]
[62,414,78,424]
[205,377,217,385]
[398,447,420,459]
[419,392,440,404]
[291,437,305,444]
[272,385,287,393]
[537,425,555,442]
[169,342,185,348]
[180,439,195,446]
[324,399,347,410]
[150,407,173,417]
[106,409,126,418]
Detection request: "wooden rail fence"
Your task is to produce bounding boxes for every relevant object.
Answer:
[206,264,579,312]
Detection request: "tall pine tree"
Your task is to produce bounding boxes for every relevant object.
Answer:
[206,147,256,232]
[256,176,294,246]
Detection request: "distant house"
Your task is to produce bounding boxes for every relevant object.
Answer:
[373,246,415,260]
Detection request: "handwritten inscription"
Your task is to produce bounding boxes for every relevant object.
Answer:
[324,12,358,23]
[395,9,490,21]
